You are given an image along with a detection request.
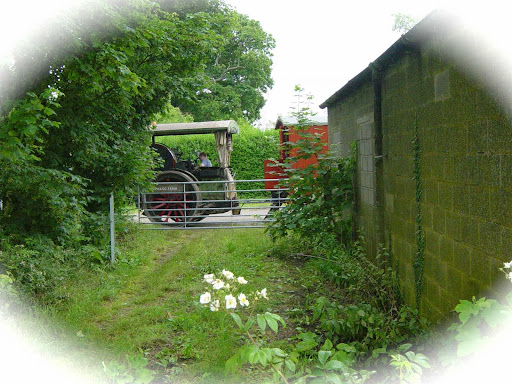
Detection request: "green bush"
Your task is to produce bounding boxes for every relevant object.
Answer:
[312,298,426,357]
[266,87,355,244]
[271,234,429,367]
[0,235,105,302]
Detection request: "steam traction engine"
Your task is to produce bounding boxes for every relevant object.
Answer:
[141,120,240,223]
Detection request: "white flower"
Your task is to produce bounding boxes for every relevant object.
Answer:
[222,269,234,280]
[225,294,237,309]
[212,279,225,290]
[504,261,512,269]
[237,276,248,284]
[199,292,211,304]
[508,271,512,281]
[210,300,220,312]
[238,293,249,307]
[204,274,215,283]
[258,288,268,299]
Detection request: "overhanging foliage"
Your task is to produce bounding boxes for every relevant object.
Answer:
[0,0,274,243]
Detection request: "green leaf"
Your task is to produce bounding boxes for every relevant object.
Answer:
[318,350,331,367]
[455,299,478,324]
[310,373,326,382]
[230,312,243,329]
[257,350,269,366]
[23,124,39,136]
[257,314,266,332]
[321,339,333,351]
[295,339,318,352]
[371,347,387,358]
[43,107,56,116]
[398,343,412,352]
[336,343,357,353]
[271,348,287,358]
[325,372,343,384]
[248,350,259,364]
[324,359,345,371]
[241,345,259,363]
[285,359,296,373]
[265,312,279,333]
[263,348,273,361]
[243,316,255,332]
[414,354,431,368]
[225,354,240,374]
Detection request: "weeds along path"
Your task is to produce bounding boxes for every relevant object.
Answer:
[53,228,322,383]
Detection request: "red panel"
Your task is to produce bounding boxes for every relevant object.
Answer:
[264,124,328,188]
[264,160,286,189]
[288,125,328,169]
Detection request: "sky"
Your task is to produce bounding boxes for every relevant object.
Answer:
[225,0,512,128]
[227,0,435,127]
[1,0,511,127]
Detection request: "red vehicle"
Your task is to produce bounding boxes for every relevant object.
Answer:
[264,116,328,190]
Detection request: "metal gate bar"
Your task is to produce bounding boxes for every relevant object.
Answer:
[136,178,288,229]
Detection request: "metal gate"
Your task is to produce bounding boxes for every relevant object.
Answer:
[135,178,288,229]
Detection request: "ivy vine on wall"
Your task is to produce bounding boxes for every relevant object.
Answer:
[412,118,425,309]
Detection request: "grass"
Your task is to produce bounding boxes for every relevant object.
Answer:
[28,226,332,383]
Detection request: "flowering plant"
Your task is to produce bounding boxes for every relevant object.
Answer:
[197,270,291,383]
[502,260,512,281]
[198,270,268,312]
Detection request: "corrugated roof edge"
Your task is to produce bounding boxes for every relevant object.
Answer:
[319,9,454,109]
[152,120,239,136]
[276,115,328,127]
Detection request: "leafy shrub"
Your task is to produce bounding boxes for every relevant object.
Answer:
[270,234,428,367]
[443,294,512,359]
[0,89,88,244]
[267,87,355,244]
[308,238,402,314]
[312,297,427,357]
[0,235,105,301]
[0,272,22,318]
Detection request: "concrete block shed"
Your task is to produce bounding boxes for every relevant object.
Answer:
[320,10,512,320]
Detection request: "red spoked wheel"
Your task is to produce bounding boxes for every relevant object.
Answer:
[143,171,202,223]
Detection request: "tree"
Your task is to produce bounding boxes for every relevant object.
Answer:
[0,0,221,242]
[173,8,275,122]
[392,13,418,34]
[0,0,275,243]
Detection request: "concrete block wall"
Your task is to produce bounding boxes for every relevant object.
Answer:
[327,83,381,258]
[380,35,512,320]
[327,25,512,321]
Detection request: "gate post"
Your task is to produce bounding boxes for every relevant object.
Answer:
[110,192,115,264]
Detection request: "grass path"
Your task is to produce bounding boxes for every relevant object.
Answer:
[47,228,328,383]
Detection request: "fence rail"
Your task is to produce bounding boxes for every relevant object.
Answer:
[135,178,288,229]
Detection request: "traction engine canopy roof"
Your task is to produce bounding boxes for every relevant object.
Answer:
[152,120,239,136]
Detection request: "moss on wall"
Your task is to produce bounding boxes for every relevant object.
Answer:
[327,29,512,321]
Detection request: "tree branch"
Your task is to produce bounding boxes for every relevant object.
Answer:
[212,58,244,82]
